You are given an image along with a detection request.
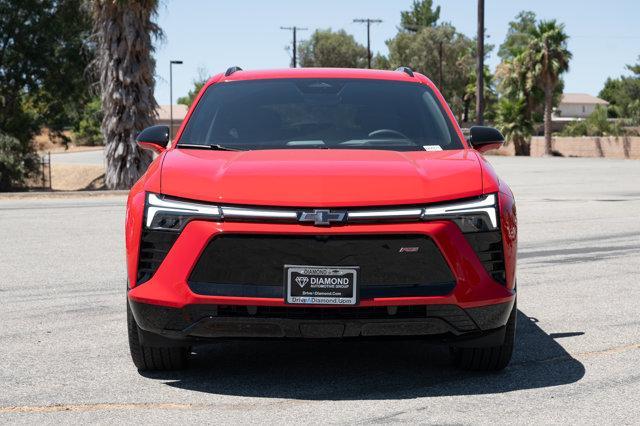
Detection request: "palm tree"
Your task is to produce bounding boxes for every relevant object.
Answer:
[525,20,572,155]
[90,0,162,189]
[463,66,495,123]
[495,98,533,156]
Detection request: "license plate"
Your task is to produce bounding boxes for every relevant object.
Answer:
[284,265,359,305]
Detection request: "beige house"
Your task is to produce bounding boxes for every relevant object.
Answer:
[155,104,189,138]
[555,93,609,119]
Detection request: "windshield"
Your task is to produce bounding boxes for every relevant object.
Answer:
[177,78,463,151]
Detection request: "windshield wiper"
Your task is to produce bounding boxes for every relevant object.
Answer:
[177,143,244,151]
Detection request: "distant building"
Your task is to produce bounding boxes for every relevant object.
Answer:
[155,104,189,138]
[555,93,609,119]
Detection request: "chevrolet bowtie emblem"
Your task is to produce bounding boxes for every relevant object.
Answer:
[298,209,347,226]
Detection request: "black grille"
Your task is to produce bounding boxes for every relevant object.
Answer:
[136,230,179,284]
[464,231,506,284]
[189,234,455,297]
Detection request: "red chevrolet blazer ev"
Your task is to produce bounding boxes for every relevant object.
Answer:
[126,67,517,372]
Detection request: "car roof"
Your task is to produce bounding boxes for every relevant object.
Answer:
[207,67,433,86]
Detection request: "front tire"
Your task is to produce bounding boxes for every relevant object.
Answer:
[450,301,517,371]
[127,302,189,371]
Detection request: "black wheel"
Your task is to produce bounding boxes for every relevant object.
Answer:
[127,302,188,371]
[450,302,517,371]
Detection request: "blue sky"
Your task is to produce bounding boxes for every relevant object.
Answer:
[154,0,640,105]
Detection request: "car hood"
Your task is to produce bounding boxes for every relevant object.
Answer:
[159,148,483,207]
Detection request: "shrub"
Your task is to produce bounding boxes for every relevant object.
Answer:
[495,98,533,156]
[0,132,39,191]
[560,106,625,137]
[74,97,104,146]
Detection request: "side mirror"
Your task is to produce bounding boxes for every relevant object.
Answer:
[468,126,505,153]
[136,125,169,153]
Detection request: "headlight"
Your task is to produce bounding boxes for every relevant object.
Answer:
[421,194,498,232]
[143,192,498,233]
[145,193,221,231]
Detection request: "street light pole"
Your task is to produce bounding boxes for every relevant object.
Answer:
[476,0,485,125]
[169,60,183,141]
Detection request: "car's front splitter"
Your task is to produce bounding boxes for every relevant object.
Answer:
[128,297,514,346]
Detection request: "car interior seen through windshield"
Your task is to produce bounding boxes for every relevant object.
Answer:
[177,79,463,151]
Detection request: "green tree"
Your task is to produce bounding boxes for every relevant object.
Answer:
[599,56,640,122]
[628,55,640,75]
[463,65,497,123]
[497,11,537,60]
[25,0,93,146]
[74,97,104,146]
[386,23,476,120]
[524,20,572,155]
[496,51,541,120]
[495,11,544,136]
[629,99,640,125]
[495,98,533,155]
[177,80,205,108]
[298,29,368,68]
[0,0,93,188]
[400,0,440,31]
[177,69,209,108]
[90,0,162,189]
[371,53,390,70]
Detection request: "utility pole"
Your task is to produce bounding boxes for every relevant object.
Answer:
[280,26,308,67]
[438,41,444,91]
[353,18,382,68]
[169,60,183,142]
[476,0,485,125]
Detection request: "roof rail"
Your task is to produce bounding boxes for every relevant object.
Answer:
[395,66,414,77]
[225,66,243,76]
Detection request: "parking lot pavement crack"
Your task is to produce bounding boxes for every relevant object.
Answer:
[0,402,198,414]
[518,244,640,260]
[0,399,307,415]
[512,342,640,367]
[575,343,640,359]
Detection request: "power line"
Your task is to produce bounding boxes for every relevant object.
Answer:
[353,18,382,68]
[280,26,308,68]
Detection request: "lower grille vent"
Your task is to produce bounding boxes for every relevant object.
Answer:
[136,230,179,284]
[464,231,506,284]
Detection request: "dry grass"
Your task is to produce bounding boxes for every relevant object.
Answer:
[49,164,105,191]
[33,128,104,154]
[485,148,512,156]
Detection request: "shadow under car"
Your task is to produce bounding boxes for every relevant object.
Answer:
[140,310,585,400]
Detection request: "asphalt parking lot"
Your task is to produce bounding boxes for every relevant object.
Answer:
[1,156,639,424]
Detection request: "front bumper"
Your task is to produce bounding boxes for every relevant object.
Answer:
[127,220,515,343]
[129,298,514,346]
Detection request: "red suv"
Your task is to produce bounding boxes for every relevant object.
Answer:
[126,67,517,372]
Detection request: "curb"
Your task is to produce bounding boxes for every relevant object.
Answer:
[0,190,128,200]
[40,147,105,155]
